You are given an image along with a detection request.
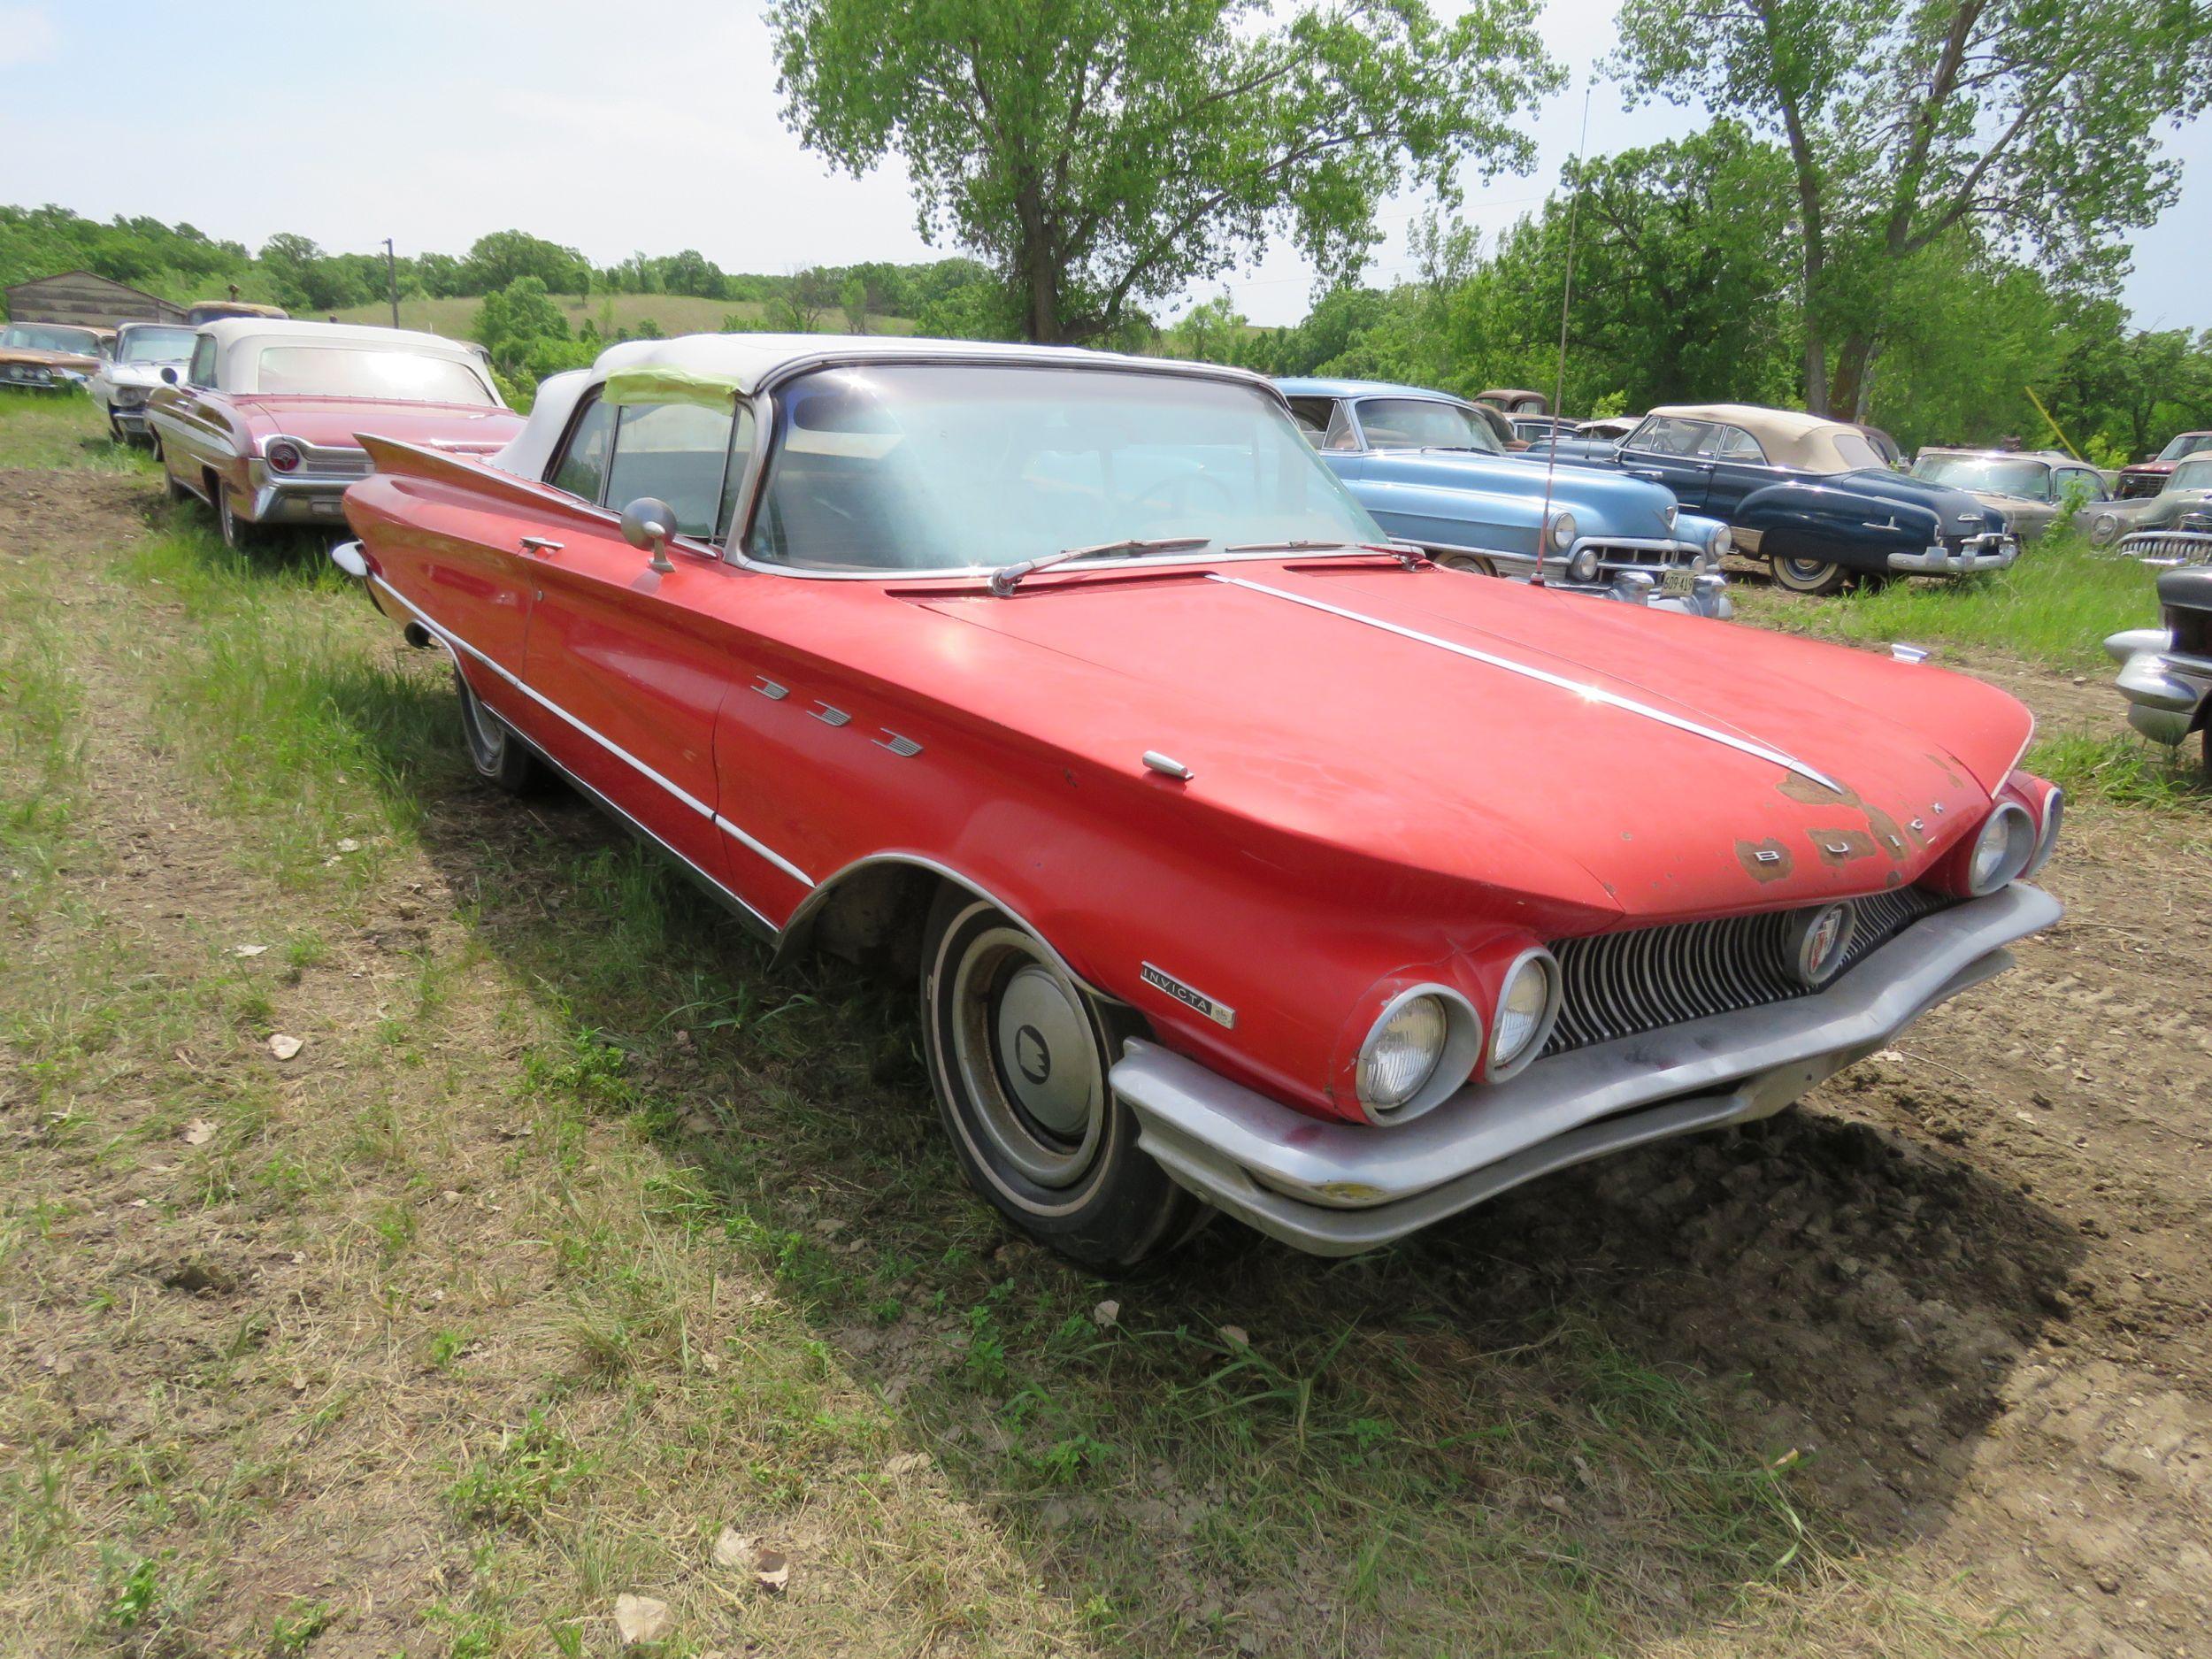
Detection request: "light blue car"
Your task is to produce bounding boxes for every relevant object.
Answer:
[1277,378,1734,617]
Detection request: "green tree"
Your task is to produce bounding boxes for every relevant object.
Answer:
[459,231,591,298]
[769,0,1562,344]
[1613,0,2212,416]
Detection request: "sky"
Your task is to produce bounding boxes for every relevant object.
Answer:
[2,0,2205,334]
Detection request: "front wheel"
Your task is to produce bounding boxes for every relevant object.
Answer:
[454,668,541,793]
[1770,553,1851,595]
[920,889,1205,1269]
[1433,550,1500,579]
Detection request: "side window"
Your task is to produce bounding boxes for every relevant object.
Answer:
[1322,401,1360,451]
[1707,425,1767,462]
[717,405,758,539]
[604,401,739,539]
[1633,416,1711,457]
[187,335,217,389]
[1286,398,1332,447]
[549,396,617,503]
[2061,467,2108,502]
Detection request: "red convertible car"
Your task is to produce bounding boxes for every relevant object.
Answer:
[149,319,520,547]
[334,335,2062,1266]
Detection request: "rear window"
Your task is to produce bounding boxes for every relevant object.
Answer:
[252,346,495,405]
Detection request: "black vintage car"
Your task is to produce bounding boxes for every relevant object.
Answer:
[1550,403,2019,595]
[2108,523,2212,775]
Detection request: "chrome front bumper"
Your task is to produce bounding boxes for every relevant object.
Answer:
[1887,534,2017,574]
[2103,626,2211,744]
[1115,884,2059,1256]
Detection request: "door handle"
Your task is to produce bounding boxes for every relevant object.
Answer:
[519,536,564,555]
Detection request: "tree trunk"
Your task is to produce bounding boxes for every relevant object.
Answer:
[1830,333,1878,421]
[1014,184,1064,344]
[1801,308,1830,417]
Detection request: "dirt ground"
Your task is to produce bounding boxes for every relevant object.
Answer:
[3,468,2208,1657]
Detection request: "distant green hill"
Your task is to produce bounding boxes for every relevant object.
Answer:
[330,293,919,339]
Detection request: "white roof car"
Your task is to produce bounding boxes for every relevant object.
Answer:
[192,318,495,396]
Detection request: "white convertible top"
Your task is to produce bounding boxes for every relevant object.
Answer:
[199,317,492,396]
[1647,403,1876,473]
[488,332,1268,484]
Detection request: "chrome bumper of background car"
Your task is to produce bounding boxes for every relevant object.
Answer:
[2103,626,2210,744]
[1888,535,2016,574]
[248,476,354,525]
[1115,883,2059,1256]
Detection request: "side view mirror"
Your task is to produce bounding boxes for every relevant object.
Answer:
[159,365,179,385]
[619,495,678,573]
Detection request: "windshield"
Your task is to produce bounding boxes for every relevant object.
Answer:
[1910,455,2053,501]
[2171,457,2212,492]
[250,346,495,404]
[2,324,100,354]
[118,326,197,364]
[1355,397,1503,454]
[2155,434,2212,463]
[746,365,1380,572]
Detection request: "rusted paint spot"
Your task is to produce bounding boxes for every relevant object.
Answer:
[1736,837,1793,882]
[1862,804,1910,860]
[1885,869,1902,887]
[1779,772,1860,807]
[1809,827,1880,865]
[1925,750,1968,788]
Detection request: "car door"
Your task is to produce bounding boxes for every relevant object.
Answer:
[521,391,757,889]
[1615,415,1714,509]
[1698,423,1777,518]
[154,333,233,488]
[2058,465,2108,503]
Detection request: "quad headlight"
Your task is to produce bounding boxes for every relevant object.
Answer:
[1547,509,1578,551]
[1966,802,2037,895]
[1358,994,1448,1110]
[1488,948,1561,1079]
[112,384,149,407]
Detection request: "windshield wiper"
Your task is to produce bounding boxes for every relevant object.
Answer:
[1225,539,1426,567]
[988,536,1210,595]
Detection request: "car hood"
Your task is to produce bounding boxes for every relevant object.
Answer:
[1825,468,2010,534]
[104,360,184,386]
[1360,447,1678,537]
[0,345,99,371]
[916,559,2031,929]
[1964,488,2055,524]
[234,396,523,452]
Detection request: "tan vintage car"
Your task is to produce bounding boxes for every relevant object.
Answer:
[1910,448,2115,541]
[0,320,112,391]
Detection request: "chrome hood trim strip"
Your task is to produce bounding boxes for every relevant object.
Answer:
[1208,572,1841,792]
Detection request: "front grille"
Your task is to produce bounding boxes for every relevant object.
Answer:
[2116,473,2164,500]
[2119,527,2212,565]
[1542,887,1953,1056]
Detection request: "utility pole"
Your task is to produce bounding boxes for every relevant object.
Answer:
[384,238,400,328]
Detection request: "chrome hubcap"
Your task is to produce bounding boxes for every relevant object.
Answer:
[949,926,1103,1188]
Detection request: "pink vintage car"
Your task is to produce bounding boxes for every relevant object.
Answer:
[148,319,520,547]
[332,335,2063,1267]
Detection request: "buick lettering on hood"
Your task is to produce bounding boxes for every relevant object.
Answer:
[331,334,2062,1267]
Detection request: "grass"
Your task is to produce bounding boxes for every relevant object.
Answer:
[332,292,921,340]
[1734,532,2161,670]
[0,388,159,472]
[0,394,2060,1653]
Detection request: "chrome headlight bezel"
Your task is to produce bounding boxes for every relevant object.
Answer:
[263,437,304,474]
[1565,546,1602,585]
[2022,787,2063,877]
[1547,509,1578,552]
[1356,985,1483,1123]
[1966,801,2037,895]
[1707,522,1732,560]
[1486,947,1562,1081]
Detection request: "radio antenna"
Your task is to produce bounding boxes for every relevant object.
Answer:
[1533,85,1593,588]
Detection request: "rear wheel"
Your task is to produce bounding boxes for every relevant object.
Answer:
[215,487,253,551]
[1770,554,1850,595]
[454,668,541,794]
[919,888,1205,1270]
